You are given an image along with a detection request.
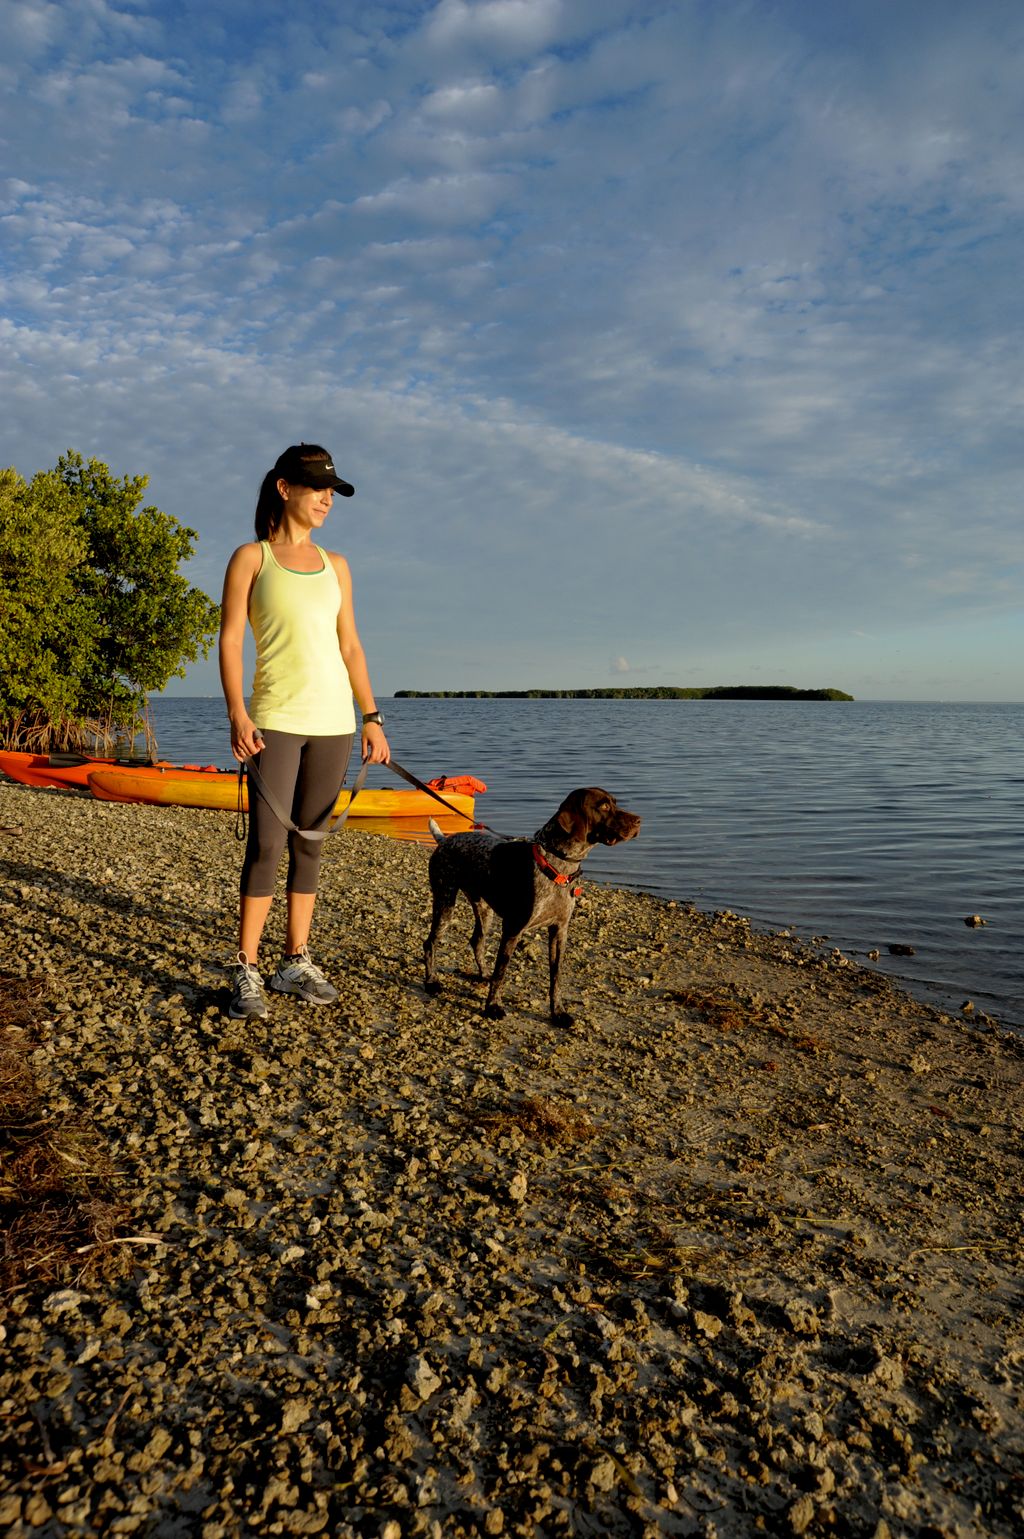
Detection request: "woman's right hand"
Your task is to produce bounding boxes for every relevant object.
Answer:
[229,713,265,763]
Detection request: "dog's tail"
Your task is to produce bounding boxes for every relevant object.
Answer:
[428,818,446,845]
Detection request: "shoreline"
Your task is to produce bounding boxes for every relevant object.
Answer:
[1,779,1022,1537]
[145,695,1024,1036]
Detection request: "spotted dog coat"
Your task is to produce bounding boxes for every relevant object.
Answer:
[423,787,641,1026]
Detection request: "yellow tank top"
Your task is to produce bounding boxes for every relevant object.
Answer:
[248,541,356,735]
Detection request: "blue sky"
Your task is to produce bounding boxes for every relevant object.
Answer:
[2,0,1022,700]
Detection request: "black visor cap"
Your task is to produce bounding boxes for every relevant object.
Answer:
[275,447,355,496]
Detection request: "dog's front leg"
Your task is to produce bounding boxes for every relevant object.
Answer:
[483,922,524,1020]
[548,921,573,1027]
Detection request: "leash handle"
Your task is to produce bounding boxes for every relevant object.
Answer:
[240,755,371,840]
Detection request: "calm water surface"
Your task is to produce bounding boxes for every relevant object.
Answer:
[152,697,1023,1030]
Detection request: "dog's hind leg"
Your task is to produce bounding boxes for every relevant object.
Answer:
[423,884,459,996]
[468,899,495,979]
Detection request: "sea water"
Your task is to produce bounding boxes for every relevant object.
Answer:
[150,696,1023,1030]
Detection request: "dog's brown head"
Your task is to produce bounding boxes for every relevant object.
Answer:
[554,787,641,848]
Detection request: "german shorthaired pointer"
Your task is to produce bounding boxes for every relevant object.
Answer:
[423,787,641,1026]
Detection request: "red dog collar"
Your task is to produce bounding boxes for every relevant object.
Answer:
[532,843,583,896]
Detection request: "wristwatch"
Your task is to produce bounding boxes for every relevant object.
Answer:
[362,710,386,727]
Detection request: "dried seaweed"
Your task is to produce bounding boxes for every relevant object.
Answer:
[0,977,131,1292]
[669,986,821,1051]
[470,1093,596,1146]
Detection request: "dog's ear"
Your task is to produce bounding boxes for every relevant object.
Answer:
[555,789,589,840]
[556,787,610,839]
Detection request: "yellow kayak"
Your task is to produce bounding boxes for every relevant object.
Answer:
[86,765,476,820]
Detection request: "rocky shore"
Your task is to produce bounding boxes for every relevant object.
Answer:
[1,778,1022,1539]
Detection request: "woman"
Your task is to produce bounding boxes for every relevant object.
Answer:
[219,443,390,1019]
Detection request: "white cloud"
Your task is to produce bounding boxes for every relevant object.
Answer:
[352,170,511,224]
[3,0,57,48]
[424,0,564,57]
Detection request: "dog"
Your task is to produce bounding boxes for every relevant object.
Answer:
[423,787,641,1026]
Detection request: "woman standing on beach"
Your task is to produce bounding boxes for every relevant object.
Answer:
[219,443,390,1020]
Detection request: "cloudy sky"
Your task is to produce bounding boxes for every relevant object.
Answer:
[2,0,1022,700]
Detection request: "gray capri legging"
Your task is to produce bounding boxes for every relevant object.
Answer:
[241,729,354,897]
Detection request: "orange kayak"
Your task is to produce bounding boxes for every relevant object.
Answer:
[0,749,176,790]
[86,765,477,820]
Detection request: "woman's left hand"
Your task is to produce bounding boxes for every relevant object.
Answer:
[361,723,391,764]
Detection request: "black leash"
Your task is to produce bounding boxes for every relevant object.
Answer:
[385,759,507,833]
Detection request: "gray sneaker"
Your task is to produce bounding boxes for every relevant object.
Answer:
[229,952,268,1019]
[270,946,338,1004]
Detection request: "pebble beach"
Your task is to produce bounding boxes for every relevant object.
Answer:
[1,777,1022,1539]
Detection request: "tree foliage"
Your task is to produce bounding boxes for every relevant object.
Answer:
[0,452,219,750]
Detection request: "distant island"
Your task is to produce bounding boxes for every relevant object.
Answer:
[394,686,854,701]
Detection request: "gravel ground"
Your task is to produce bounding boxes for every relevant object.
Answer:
[1,778,1022,1539]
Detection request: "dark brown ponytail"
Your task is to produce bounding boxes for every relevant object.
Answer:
[254,469,284,541]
